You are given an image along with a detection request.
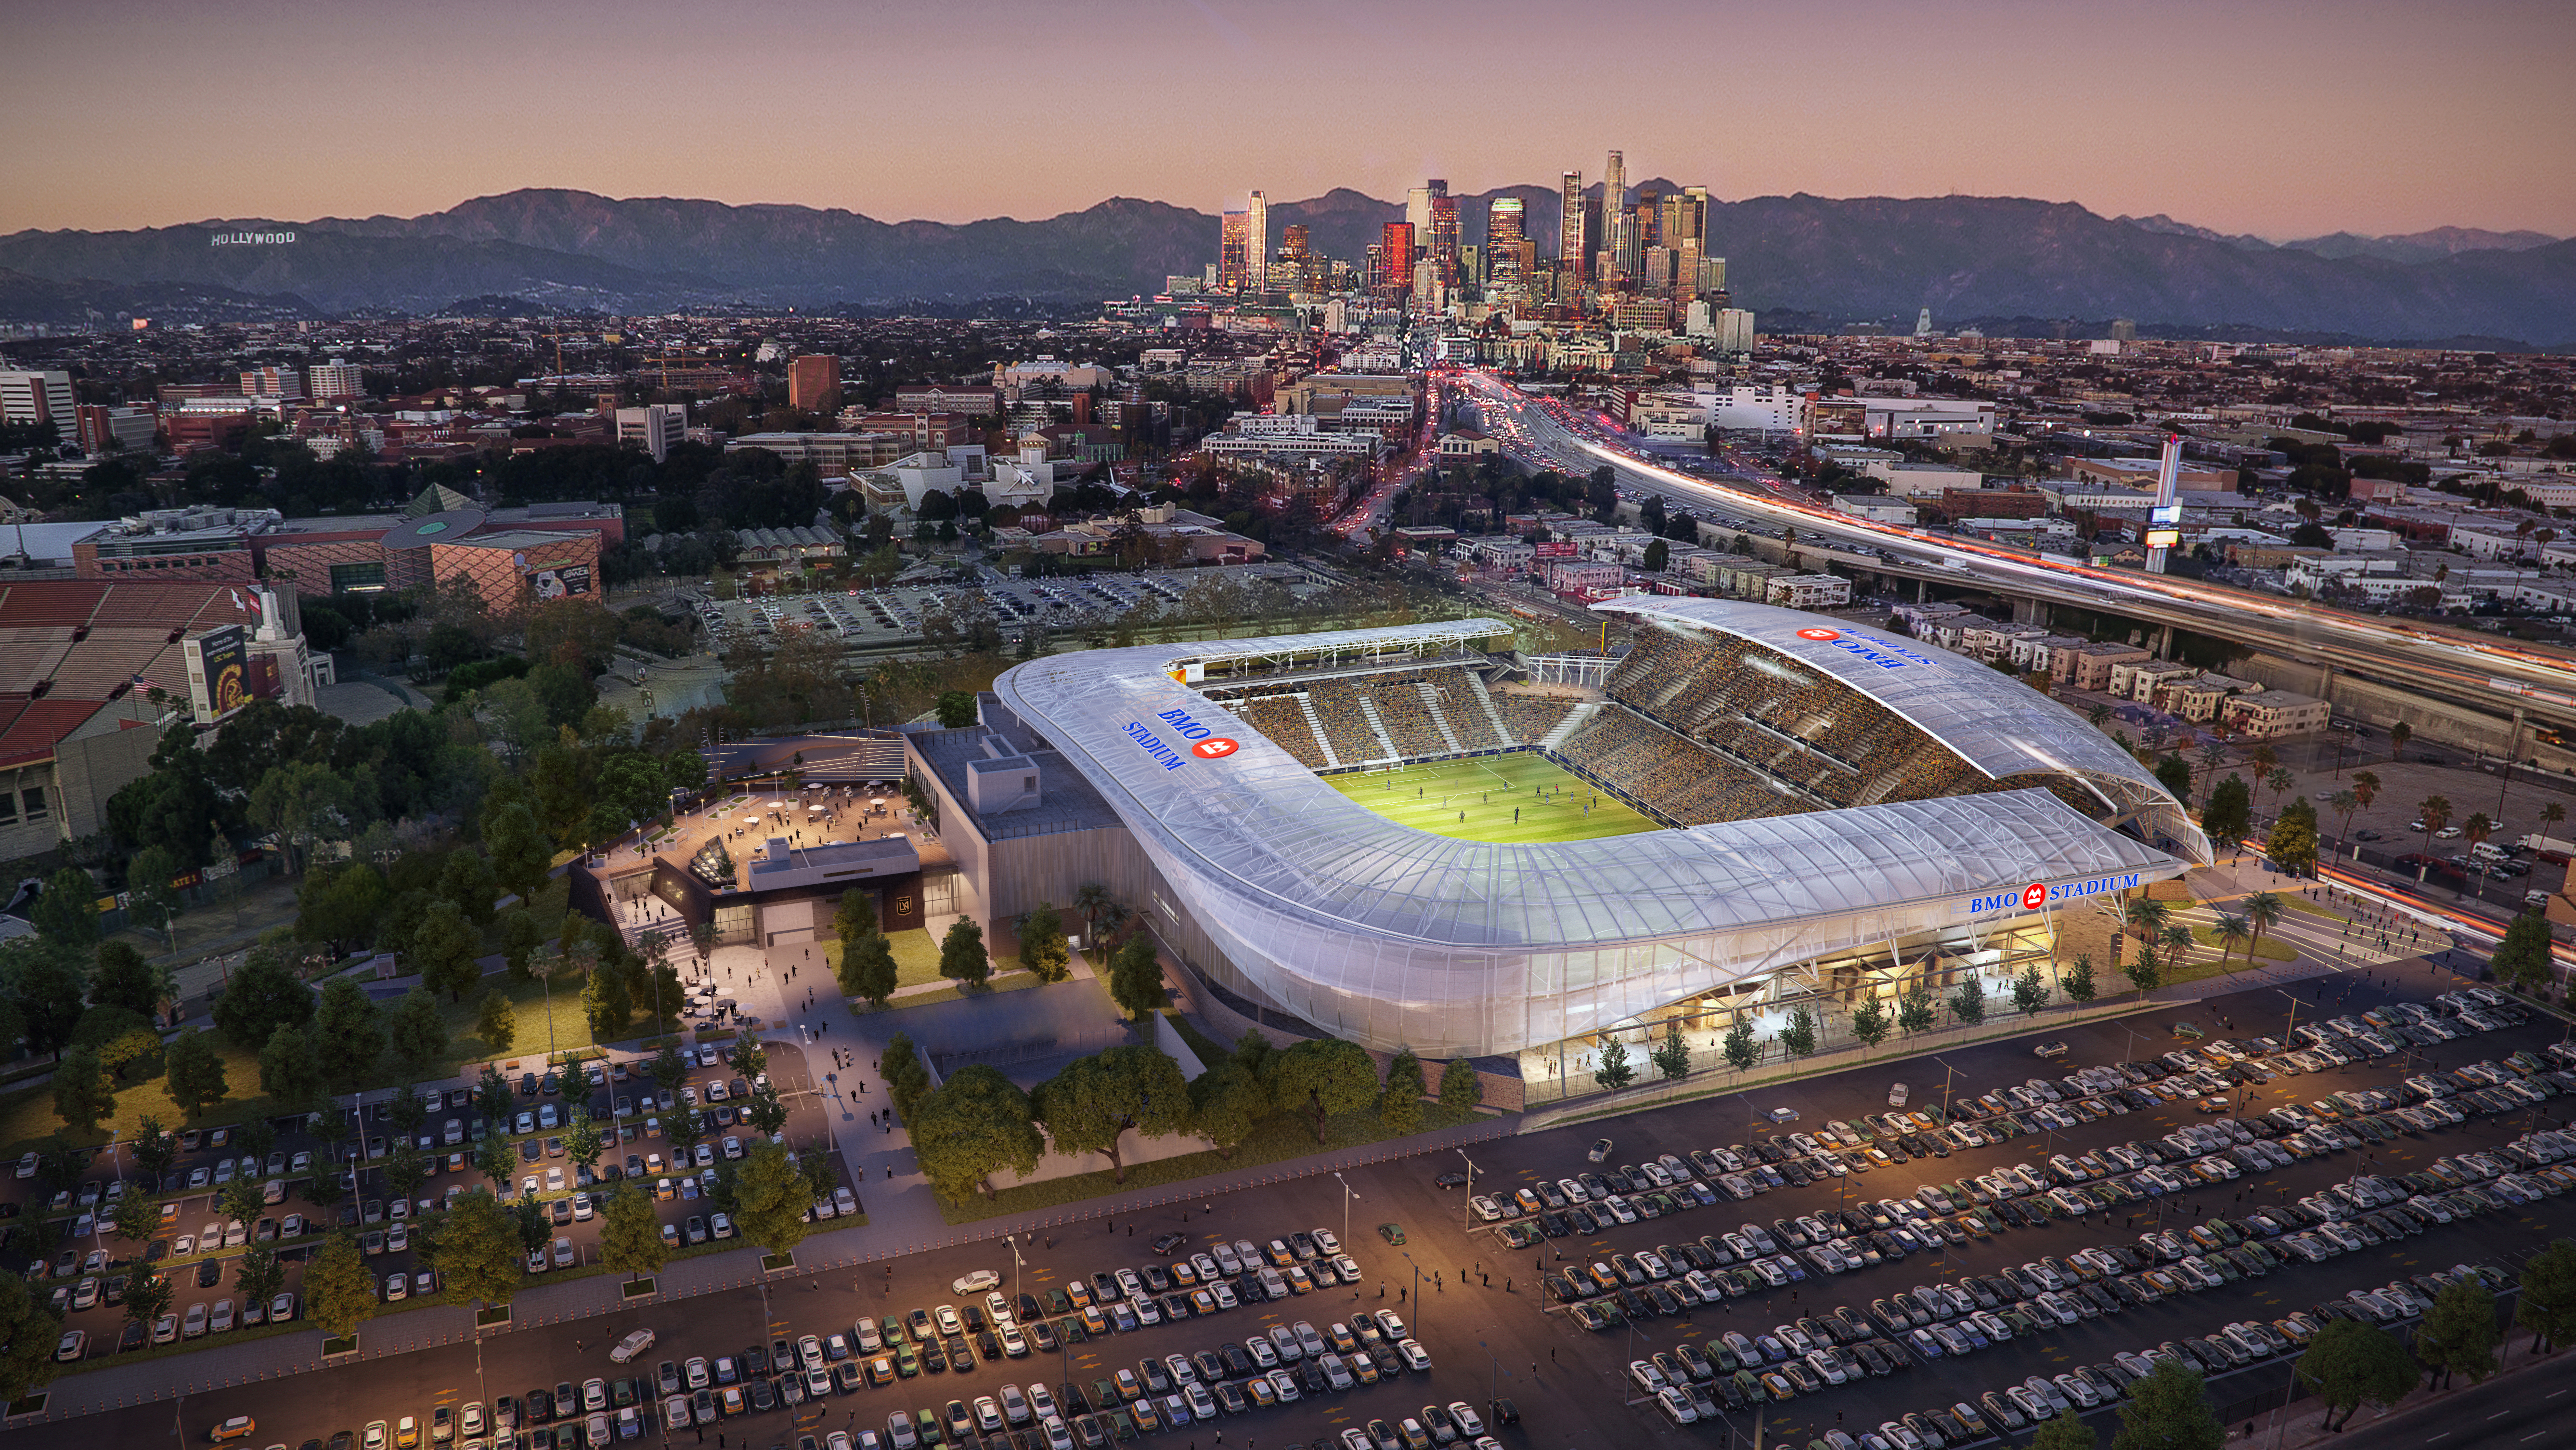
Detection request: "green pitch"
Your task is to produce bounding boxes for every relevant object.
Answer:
[1324,752,1663,843]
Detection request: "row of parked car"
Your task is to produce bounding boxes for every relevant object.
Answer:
[1799,1259,2517,1450]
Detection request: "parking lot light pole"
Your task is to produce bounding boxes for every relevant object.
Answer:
[1455,1151,1478,1230]
[1333,1172,1356,1254]
[1005,1234,1024,1309]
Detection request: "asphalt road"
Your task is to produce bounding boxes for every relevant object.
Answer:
[2329,1350,2574,1450]
[19,964,2572,1450]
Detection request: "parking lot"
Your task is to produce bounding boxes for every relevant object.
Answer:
[12,1036,853,1364]
[21,961,2576,1450]
[694,563,1325,652]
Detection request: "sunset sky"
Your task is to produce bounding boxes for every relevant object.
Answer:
[9,0,2572,239]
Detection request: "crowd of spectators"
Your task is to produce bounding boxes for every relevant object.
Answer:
[1238,693,1332,770]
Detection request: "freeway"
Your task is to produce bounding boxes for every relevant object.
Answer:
[1447,371,2576,731]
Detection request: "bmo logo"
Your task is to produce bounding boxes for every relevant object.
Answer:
[1191,737,1240,760]
[1795,627,1841,641]
[2021,882,2047,911]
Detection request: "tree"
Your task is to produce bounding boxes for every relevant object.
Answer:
[1106,934,1162,1020]
[0,1275,65,1405]
[1847,998,1890,1052]
[1721,1018,1760,1072]
[1437,1057,1481,1116]
[499,908,546,981]
[2213,914,2252,971]
[2062,954,2097,1005]
[482,802,554,905]
[408,901,483,1003]
[2514,1238,2576,1353]
[1016,901,1070,982]
[1378,1048,1426,1132]
[476,1133,515,1192]
[89,940,167,1019]
[121,1263,172,1341]
[1188,1058,1268,1159]
[306,1232,379,1340]
[388,988,449,1075]
[2494,911,2555,996]
[1268,1037,1380,1142]
[2242,890,2286,967]
[1592,1038,1636,1091]
[474,1065,513,1127]
[939,916,993,992]
[1035,1045,1192,1184]
[731,1139,813,1258]
[2416,1277,2501,1389]
[438,850,500,928]
[581,963,632,1040]
[881,1032,932,1124]
[213,943,315,1051]
[724,1029,767,1084]
[1778,1007,1818,1058]
[472,990,517,1054]
[429,1189,525,1308]
[2124,942,2162,998]
[313,977,385,1091]
[2270,796,2321,876]
[913,1065,1045,1202]
[2202,774,2253,850]
[664,1104,704,1153]
[2162,922,2195,976]
[2109,1355,2223,1450]
[309,1108,353,1166]
[649,1043,690,1097]
[1071,882,1116,946]
[598,1183,668,1285]
[740,1086,788,1138]
[109,1182,159,1245]
[1651,1019,1692,1080]
[52,1046,115,1132]
[2388,719,2411,763]
[2032,1410,2097,1450]
[0,939,86,1063]
[226,1237,284,1311]
[220,1176,265,1235]
[1949,975,1988,1025]
[1896,984,1938,1034]
[934,691,979,728]
[2417,793,2452,838]
[2011,965,2052,1018]
[132,1116,177,1185]
[2295,1316,2421,1431]
[163,1028,229,1119]
[2152,755,2194,807]
[31,866,101,947]
[840,928,898,1008]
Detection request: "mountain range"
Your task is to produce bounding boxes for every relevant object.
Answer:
[1,187,2569,347]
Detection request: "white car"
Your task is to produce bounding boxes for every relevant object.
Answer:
[611,1328,658,1364]
[952,1269,1001,1294]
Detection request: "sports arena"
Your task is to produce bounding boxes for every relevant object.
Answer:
[931,598,2210,1069]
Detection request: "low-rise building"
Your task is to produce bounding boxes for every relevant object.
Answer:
[2221,690,2332,739]
[1763,573,1852,609]
[1831,494,1917,525]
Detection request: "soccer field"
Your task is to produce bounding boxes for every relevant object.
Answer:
[1324,752,1662,843]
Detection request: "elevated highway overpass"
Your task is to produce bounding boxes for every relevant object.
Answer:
[1451,370,2576,738]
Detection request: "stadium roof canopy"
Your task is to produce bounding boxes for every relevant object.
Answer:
[994,609,2209,1056]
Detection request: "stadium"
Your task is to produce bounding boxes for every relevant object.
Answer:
[927,597,2211,1077]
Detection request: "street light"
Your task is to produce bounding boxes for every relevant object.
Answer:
[1004,1233,1026,1311]
[1333,1172,1358,1254]
[1456,1150,1479,1230]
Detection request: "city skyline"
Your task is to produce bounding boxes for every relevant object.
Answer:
[6,0,2573,240]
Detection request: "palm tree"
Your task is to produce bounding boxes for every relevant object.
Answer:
[2418,794,2452,838]
[1071,882,1115,948]
[2243,891,2286,965]
[2127,896,2172,950]
[2541,800,2567,847]
[2162,923,2196,978]
[2214,914,2253,970]
[2088,703,2113,731]
[2388,720,2412,764]
[2331,790,2359,856]
[2196,740,2228,791]
[2265,767,2297,821]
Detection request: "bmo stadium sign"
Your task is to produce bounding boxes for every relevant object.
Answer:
[1123,708,1239,771]
[1789,626,1937,671]
[1961,871,2142,919]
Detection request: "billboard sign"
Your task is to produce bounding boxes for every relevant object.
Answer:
[187,624,250,722]
[1533,541,1578,559]
[530,564,593,600]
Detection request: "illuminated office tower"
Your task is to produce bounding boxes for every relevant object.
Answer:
[1218,209,1252,291]
[1558,171,1586,282]
[1380,222,1416,301]
[1426,183,1460,286]
[1599,150,1631,283]
[1487,197,1526,282]
[1245,191,1268,291]
[1282,224,1310,261]
[1407,185,1433,238]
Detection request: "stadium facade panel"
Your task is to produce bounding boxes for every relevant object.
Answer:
[992,604,2207,1058]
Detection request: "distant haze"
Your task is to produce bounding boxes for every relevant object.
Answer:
[6,0,2572,238]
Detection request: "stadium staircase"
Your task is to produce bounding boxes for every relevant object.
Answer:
[1463,672,1518,745]
[1537,701,1602,751]
[1411,680,1465,754]
[1292,695,1342,768]
[1851,768,1911,806]
[1352,694,1402,762]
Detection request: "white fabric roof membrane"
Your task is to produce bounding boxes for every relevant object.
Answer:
[994,612,2203,1055]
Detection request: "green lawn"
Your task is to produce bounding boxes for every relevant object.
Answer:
[1324,753,1661,843]
[821,928,945,990]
